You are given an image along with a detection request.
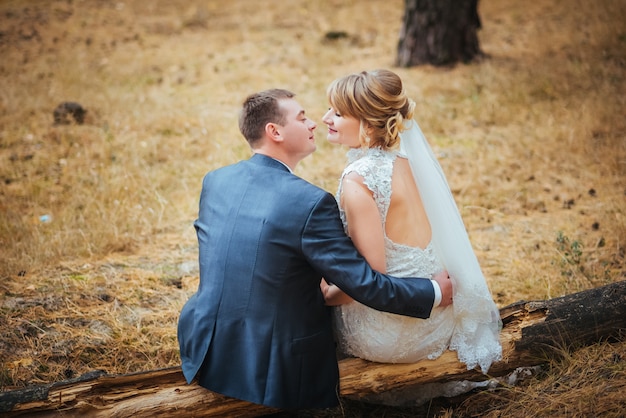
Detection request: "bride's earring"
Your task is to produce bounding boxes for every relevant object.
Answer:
[364,125,374,146]
[361,125,372,147]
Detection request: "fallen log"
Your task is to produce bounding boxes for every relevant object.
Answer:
[2,281,625,417]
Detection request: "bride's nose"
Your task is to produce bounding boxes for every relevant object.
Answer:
[322,109,332,124]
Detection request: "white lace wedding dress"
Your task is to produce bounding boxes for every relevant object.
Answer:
[334,147,456,363]
[333,145,502,405]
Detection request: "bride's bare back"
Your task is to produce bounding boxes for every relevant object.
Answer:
[386,156,432,250]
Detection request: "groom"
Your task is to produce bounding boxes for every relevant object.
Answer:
[177,89,453,410]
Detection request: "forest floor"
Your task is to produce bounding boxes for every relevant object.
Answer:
[1,0,625,416]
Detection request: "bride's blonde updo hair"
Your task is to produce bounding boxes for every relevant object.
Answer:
[326,69,415,149]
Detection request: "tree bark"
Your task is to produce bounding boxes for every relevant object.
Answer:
[396,0,482,67]
[2,281,625,417]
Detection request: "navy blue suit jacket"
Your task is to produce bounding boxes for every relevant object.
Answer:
[177,153,435,409]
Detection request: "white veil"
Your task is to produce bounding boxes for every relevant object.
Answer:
[400,120,502,373]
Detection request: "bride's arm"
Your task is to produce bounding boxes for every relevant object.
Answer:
[322,172,387,306]
[342,174,387,271]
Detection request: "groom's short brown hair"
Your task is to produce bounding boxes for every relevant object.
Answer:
[239,89,295,146]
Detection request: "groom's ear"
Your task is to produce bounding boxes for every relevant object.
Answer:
[265,122,283,143]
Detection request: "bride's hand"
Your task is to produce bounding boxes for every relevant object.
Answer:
[320,278,354,306]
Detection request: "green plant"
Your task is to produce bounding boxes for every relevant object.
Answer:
[556,231,583,274]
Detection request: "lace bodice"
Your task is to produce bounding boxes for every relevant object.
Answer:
[337,147,438,277]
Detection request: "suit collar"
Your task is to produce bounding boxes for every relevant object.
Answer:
[249,153,292,173]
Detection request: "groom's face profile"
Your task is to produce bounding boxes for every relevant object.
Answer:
[275,98,318,160]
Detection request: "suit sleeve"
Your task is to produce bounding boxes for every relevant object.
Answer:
[301,193,435,319]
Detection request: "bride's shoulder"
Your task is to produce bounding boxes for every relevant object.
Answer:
[342,169,366,185]
[340,171,374,200]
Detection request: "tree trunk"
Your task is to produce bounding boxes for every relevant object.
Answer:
[2,281,625,417]
[396,0,482,67]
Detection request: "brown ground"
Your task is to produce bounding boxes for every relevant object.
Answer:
[1,0,625,416]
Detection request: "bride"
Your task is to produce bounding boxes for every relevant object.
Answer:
[320,69,502,382]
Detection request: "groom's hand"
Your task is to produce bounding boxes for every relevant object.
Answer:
[433,270,454,307]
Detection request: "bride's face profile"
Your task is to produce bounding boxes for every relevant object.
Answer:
[322,107,361,148]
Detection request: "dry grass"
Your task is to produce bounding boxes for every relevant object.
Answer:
[0,0,625,416]
[456,340,626,418]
